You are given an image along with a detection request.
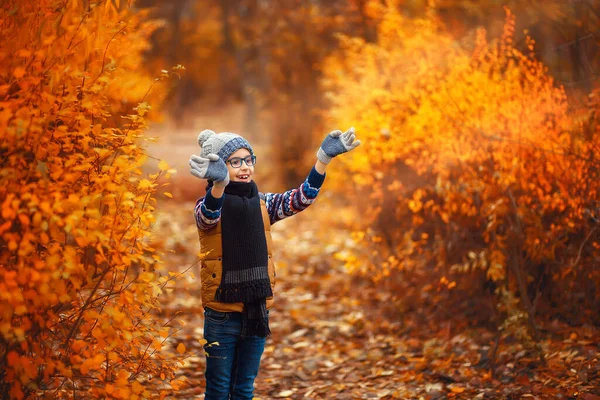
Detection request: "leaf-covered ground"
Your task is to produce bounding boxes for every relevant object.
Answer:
[152,201,600,400]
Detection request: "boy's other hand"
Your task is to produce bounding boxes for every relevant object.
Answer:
[189,154,230,187]
[316,127,361,165]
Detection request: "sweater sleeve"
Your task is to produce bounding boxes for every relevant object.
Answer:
[194,188,225,230]
[263,166,326,225]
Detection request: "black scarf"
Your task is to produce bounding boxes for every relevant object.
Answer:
[208,180,272,337]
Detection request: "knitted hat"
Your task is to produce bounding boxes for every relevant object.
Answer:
[197,130,254,161]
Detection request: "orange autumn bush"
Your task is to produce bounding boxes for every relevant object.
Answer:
[322,5,600,334]
[0,1,184,398]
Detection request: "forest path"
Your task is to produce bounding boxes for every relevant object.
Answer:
[152,201,599,399]
[154,203,463,399]
[146,119,599,399]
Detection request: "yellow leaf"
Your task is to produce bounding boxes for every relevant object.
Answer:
[170,377,186,391]
[105,383,114,394]
[158,160,169,171]
[138,179,155,190]
[16,49,31,58]
[450,386,465,393]
[132,380,144,394]
[163,192,173,198]
[79,354,104,375]
[152,340,162,351]
[176,343,186,354]
[13,67,26,78]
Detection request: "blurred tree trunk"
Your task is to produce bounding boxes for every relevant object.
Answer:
[220,0,259,137]
[569,0,594,92]
[271,12,320,187]
[355,0,378,42]
[169,0,188,126]
[219,0,241,102]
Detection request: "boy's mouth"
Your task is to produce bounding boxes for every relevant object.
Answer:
[237,174,250,180]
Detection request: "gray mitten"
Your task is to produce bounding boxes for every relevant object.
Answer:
[316,127,361,164]
[189,154,230,187]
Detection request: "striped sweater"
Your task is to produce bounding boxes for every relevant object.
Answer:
[195,167,326,230]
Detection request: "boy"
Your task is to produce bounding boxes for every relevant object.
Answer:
[189,128,360,399]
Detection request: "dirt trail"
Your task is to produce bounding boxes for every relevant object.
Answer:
[146,120,600,399]
[145,117,411,398]
[154,202,600,400]
[154,203,431,399]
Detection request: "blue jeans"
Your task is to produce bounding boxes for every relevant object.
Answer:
[203,307,267,400]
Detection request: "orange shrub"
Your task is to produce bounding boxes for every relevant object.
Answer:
[321,4,600,329]
[0,1,182,398]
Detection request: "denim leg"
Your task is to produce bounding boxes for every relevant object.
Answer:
[230,332,267,399]
[203,308,240,400]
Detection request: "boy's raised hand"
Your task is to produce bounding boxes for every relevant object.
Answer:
[189,154,230,187]
[316,127,361,165]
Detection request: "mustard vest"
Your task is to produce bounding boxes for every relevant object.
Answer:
[197,199,276,312]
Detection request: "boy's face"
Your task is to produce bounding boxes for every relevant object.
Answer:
[226,148,254,183]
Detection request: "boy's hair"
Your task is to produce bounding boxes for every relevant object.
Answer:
[198,130,253,161]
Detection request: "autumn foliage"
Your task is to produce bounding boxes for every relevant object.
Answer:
[0,1,184,398]
[323,5,600,342]
[2,0,599,397]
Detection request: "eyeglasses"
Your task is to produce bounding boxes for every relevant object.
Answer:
[226,155,257,168]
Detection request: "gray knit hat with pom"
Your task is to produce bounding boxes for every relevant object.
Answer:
[197,130,254,161]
